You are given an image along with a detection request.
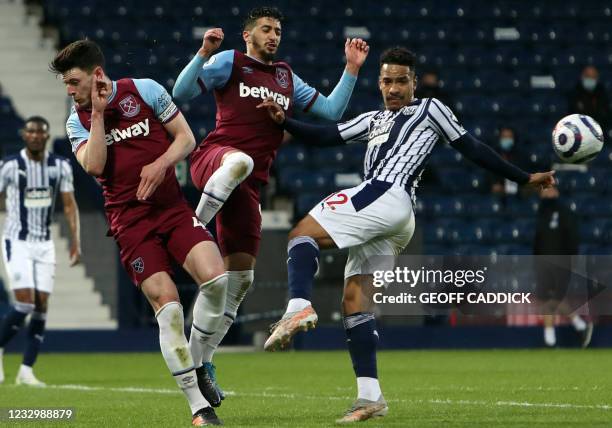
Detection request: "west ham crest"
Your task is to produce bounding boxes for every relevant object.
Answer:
[275,68,289,89]
[131,257,144,274]
[119,95,141,118]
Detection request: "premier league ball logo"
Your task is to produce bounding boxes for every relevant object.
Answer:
[275,68,289,89]
[119,95,141,118]
[131,257,144,274]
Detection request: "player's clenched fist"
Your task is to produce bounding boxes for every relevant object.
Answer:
[344,38,370,75]
[198,28,224,58]
[257,97,285,124]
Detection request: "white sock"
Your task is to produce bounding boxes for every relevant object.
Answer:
[0,348,4,383]
[190,274,228,367]
[156,302,208,413]
[571,315,587,331]
[544,326,556,346]
[286,298,311,314]
[196,152,254,224]
[357,377,382,401]
[19,364,33,375]
[202,270,254,363]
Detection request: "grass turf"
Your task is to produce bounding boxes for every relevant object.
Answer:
[0,350,610,427]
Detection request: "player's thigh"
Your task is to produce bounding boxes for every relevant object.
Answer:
[344,238,399,280]
[118,235,173,287]
[163,203,224,284]
[13,288,34,305]
[140,271,180,313]
[32,240,56,294]
[2,238,35,291]
[290,215,336,249]
[183,241,226,285]
[216,177,262,258]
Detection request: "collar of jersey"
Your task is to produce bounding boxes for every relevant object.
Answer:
[20,148,48,163]
[244,52,283,69]
[107,81,118,103]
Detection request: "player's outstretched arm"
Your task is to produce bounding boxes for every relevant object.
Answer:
[61,192,81,266]
[76,71,109,176]
[258,98,345,146]
[136,112,195,200]
[450,133,556,189]
[306,38,369,120]
[173,28,224,102]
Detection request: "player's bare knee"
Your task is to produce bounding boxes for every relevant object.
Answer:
[14,289,34,304]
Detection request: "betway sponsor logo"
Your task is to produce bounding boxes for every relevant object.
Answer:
[239,82,290,110]
[105,118,150,145]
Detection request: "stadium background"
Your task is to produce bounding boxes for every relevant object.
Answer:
[0,0,611,351]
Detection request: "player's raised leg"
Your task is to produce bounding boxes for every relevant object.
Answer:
[142,272,221,426]
[194,149,254,224]
[264,215,336,351]
[181,238,228,408]
[336,274,387,423]
[15,289,50,387]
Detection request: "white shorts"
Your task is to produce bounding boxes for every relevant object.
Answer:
[309,180,415,279]
[2,237,56,293]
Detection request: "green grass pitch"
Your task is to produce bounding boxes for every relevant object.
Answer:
[0,350,610,427]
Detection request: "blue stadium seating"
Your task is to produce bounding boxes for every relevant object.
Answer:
[40,0,612,255]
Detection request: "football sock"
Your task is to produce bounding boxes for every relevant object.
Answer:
[190,274,228,367]
[156,301,208,413]
[544,326,556,346]
[0,302,34,347]
[287,236,319,302]
[571,315,587,331]
[23,311,46,367]
[195,152,254,224]
[202,270,254,363]
[357,377,382,402]
[286,298,311,313]
[344,312,381,400]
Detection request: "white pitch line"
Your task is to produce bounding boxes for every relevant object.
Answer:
[16,384,610,411]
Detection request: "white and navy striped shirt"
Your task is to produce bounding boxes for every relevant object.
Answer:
[337,98,466,200]
[0,149,74,241]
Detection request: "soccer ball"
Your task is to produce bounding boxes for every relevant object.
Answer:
[552,114,604,164]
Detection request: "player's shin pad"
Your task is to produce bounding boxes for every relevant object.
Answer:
[200,270,254,363]
[196,152,254,223]
[156,301,195,375]
[190,274,228,367]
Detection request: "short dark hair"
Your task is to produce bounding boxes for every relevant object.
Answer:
[50,39,105,75]
[243,6,284,30]
[24,116,50,130]
[380,47,416,73]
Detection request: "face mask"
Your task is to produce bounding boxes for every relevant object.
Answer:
[582,77,597,91]
[499,137,514,150]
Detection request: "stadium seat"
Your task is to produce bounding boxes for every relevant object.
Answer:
[275,145,309,169]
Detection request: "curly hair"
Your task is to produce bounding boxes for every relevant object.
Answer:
[243,6,284,30]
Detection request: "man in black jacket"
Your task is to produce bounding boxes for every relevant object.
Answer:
[534,186,593,348]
